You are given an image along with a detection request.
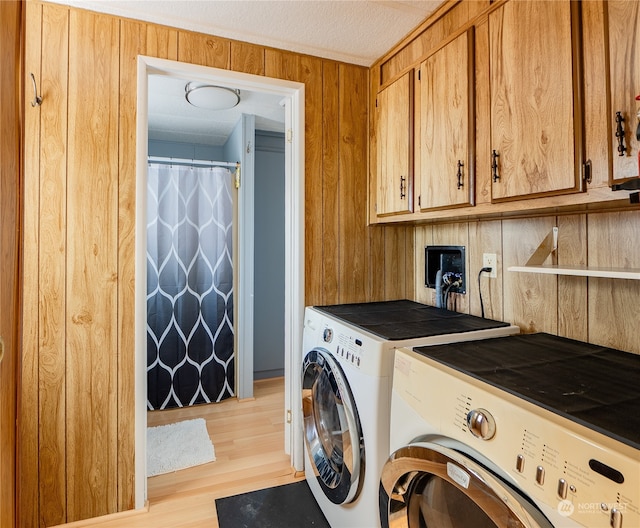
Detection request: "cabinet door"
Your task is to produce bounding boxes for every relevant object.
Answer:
[607,0,640,183]
[376,70,413,216]
[489,0,583,201]
[418,29,475,211]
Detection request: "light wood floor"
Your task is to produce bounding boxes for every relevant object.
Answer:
[56,377,302,527]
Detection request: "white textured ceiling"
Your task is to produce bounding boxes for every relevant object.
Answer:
[148,75,286,145]
[51,0,442,66]
[50,0,443,146]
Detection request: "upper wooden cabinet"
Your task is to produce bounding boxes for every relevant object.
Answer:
[375,70,413,216]
[417,29,475,211]
[488,0,584,201]
[607,0,640,183]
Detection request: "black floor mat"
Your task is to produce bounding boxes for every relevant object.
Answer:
[215,480,330,528]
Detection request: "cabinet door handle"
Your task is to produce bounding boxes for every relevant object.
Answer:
[615,111,627,156]
[492,150,500,182]
[400,175,406,199]
[456,160,464,189]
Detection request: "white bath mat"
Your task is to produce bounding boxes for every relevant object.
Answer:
[147,418,216,477]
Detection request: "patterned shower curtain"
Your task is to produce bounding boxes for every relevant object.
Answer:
[146,163,235,410]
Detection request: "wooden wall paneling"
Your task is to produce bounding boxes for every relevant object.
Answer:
[117,21,139,513]
[557,215,588,341]
[38,3,69,525]
[337,63,369,303]
[265,50,324,305]
[20,3,43,525]
[468,220,503,320]
[380,15,445,84]
[368,227,386,301]
[413,225,433,305]
[145,23,178,60]
[404,226,416,300]
[114,18,178,514]
[432,223,469,313]
[230,41,265,76]
[587,211,640,354]
[440,0,469,37]
[581,0,610,188]
[117,19,143,514]
[466,1,490,24]
[66,9,120,521]
[379,1,489,86]
[177,31,230,69]
[321,61,340,305]
[382,227,406,300]
[114,18,177,513]
[474,19,491,205]
[502,217,558,333]
[0,2,21,526]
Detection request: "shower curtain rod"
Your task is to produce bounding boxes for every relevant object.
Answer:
[148,156,240,169]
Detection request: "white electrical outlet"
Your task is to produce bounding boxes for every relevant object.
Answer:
[482,253,497,278]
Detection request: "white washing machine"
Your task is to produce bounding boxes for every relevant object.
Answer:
[381,334,640,528]
[301,300,520,528]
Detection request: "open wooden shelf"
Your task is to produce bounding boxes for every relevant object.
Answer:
[508,265,640,280]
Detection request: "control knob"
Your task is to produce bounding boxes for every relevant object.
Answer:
[466,408,496,440]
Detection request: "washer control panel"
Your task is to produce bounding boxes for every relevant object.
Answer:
[393,348,640,528]
[334,330,363,368]
[303,308,392,377]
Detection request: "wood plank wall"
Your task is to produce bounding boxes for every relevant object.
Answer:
[21,1,640,526]
[413,211,640,355]
[0,2,21,527]
[20,2,410,525]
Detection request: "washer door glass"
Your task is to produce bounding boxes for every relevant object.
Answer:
[302,348,364,505]
[380,442,553,528]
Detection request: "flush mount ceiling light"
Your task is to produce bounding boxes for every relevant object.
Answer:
[184,82,240,110]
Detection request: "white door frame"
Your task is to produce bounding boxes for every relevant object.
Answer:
[135,56,305,508]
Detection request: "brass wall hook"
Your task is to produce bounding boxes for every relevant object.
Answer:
[30,73,43,107]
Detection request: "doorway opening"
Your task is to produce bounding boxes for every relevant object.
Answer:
[135,56,305,508]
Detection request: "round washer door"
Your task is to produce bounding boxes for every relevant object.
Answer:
[379,441,554,528]
[301,348,364,505]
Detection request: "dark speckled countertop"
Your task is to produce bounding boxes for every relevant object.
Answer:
[414,333,640,451]
[314,300,510,341]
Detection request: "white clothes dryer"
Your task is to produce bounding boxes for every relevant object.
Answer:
[381,335,640,528]
[301,300,520,528]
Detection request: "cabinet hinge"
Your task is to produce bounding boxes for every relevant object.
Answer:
[418,70,421,81]
[286,129,293,143]
[418,195,421,207]
[286,409,292,424]
[582,159,592,185]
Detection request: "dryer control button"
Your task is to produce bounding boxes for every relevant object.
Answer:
[516,454,525,473]
[611,508,623,528]
[557,478,568,499]
[536,466,545,485]
[466,408,496,440]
